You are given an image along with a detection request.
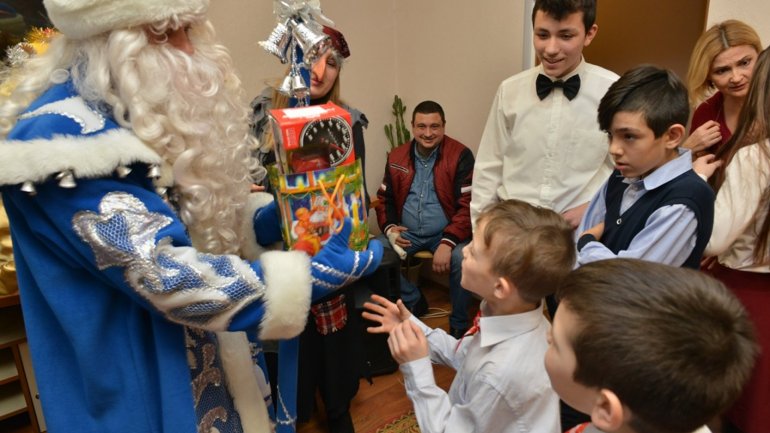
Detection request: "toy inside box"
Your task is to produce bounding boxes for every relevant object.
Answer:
[267,102,367,256]
[267,160,368,256]
[269,102,356,175]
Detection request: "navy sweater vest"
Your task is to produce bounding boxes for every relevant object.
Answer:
[601,170,714,269]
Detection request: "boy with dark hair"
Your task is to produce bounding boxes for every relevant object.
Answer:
[546,259,757,433]
[365,199,575,433]
[577,65,715,268]
[472,0,618,229]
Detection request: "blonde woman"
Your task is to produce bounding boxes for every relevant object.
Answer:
[694,46,770,433]
[250,26,370,207]
[249,26,370,433]
[684,20,762,154]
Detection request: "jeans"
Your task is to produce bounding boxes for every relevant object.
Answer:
[377,232,471,330]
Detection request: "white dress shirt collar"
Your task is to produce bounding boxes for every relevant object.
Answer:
[478,301,546,348]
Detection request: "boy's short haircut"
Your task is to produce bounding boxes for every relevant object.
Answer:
[532,0,597,33]
[412,100,445,124]
[557,259,758,433]
[597,65,689,138]
[477,199,575,303]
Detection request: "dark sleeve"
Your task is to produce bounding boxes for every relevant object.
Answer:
[443,147,474,244]
[690,100,712,133]
[353,114,370,210]
[249,91,276,187]
[375,153,400,233]
[249,90,273,140]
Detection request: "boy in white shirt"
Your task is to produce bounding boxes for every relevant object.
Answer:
[545,259,757,433]
[364,199,575,433]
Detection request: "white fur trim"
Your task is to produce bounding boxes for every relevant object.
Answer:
[216,331,272,433]
[44,0,209,39]
[240,192,274,262]
[0,129,161,186]
[258,251,312,340]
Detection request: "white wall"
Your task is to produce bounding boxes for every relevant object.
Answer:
[393,1,522,152]
[208,1,524,231]
[707,0,770,46]
[208,0,770,234]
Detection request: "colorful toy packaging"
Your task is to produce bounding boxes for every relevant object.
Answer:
[268,102,368,255]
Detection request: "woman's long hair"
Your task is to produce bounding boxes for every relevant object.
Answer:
[0,14,258,255]
[711,46,770,264]
[686,20,762,107]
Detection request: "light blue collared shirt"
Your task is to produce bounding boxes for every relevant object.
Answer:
[576,148,699,266]
[401,145,449,237]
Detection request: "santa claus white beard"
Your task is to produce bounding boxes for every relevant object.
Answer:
[125,38,256,254]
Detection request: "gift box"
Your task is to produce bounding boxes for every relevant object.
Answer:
[267,103,367,255]
[269,102,356,175]
[268,159,368,256]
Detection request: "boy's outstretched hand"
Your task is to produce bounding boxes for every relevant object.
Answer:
[387,320,429,364]
[362,294,411,334]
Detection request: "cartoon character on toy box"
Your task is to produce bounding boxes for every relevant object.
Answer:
[267,160,368,256]
[269,102,355,175]
[267,103,366,256]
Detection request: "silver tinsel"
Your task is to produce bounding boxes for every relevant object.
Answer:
[5,44,30,67]
[259,0,334,102]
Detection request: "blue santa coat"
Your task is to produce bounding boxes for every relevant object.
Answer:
[0,82,312,433]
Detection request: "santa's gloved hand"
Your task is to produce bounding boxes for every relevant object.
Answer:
[311,218,383,301]
[253,200,283,247]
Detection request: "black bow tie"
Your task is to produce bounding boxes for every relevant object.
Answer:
[536,74,581,101]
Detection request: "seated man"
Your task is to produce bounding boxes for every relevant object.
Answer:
[375,100,474,337]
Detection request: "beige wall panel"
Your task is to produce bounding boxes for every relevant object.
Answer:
[209,1,524,233]
[707,0,770,46]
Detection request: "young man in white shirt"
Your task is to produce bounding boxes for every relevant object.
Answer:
[472,0,618,229]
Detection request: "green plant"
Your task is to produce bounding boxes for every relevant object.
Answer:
[383,95,410,150]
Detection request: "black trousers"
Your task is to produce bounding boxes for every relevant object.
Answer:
[295,292,363,423]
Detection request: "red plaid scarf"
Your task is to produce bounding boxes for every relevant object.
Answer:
[310,293,348,335]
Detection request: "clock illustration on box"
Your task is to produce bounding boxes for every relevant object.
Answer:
[299,116,353,166]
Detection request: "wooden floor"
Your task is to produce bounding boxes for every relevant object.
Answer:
[299,279,472,433]
[0,279,469,433]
